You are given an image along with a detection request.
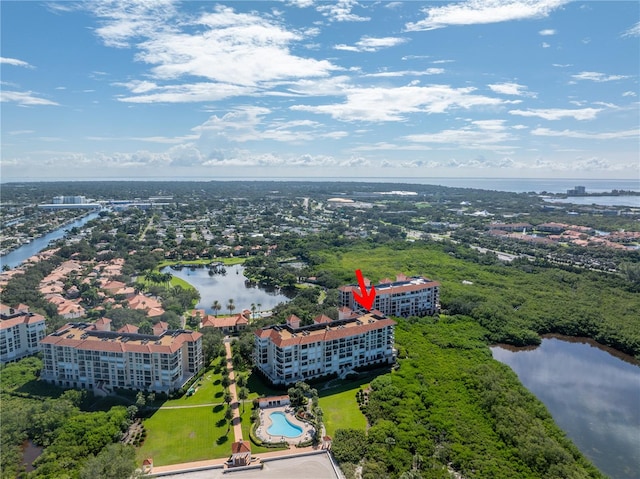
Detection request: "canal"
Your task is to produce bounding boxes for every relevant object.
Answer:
[492,337,640,479]
[0,212,100,269]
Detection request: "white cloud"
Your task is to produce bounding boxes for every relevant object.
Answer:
[91,2,337,94]
[404,120,514,150]
[622,91,637,97]
[0,57,33,68]
[539,29,556,35]
[405,0,569,31]
[622,21,640,38]
[117,82,256,103]
[531,127,639,140]
[292,85,506,122]
[541,42,551,48]
[509,107,601,120]
[317,0,370,22]
[0,90,59,106]
[365,68,444,78]
[288,0,315,8]
[8,130,35,136]
[488,82,535,97]
[572,71,630,82]
[334,36,408,52]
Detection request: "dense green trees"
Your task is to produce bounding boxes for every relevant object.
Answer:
[311,241,640,357]
[332,319,604,479]
[1,359,133,479]
[79,443,138,479]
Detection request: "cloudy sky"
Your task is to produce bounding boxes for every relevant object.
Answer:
[1,0,638,181]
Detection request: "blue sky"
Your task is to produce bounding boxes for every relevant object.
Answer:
[1,0,638,181]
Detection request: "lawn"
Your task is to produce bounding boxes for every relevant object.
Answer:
[136,405,233,466]
[318,381,369,437]
[159,369,225,408]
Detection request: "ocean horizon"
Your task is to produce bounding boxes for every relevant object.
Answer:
[1,177,638,195]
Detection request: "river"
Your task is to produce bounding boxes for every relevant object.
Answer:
[161,264,292,315]
[491,337,640,479]
[0,212,101,269]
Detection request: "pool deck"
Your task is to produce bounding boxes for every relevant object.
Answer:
[257,406,315,445]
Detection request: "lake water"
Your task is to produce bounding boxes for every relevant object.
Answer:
[161,265,292,315]
[0,212,100,269]
[491,337,640,479]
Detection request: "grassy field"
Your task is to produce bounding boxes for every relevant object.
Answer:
[319,383,369,437]
[136,405,234,466]
[159,370,225,408]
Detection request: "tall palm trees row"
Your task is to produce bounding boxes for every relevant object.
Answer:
[210,300,262,317]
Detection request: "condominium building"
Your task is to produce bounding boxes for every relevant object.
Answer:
[40,321,203,393]
[0,303,47,363]
[339,274,440,317]
[254,311,396,386]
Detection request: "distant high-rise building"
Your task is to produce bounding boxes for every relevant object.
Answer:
[567,186,586,195]
[52,195,87,204]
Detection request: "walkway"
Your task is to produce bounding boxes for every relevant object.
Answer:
[147,340,332,477]
[224,339,244,442]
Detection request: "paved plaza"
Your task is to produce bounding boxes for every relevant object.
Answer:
[150,453,341,479]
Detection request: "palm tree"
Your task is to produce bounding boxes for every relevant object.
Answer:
[250,303,257,320]
[257,303,262,317]
[227,298,235,316]
[238,387,248,413]
[211,300,222,317]
[225,406,234,434]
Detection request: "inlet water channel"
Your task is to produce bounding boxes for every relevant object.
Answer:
[491,337,640,479]
[0,212,100,269]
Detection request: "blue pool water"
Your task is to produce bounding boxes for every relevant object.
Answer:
[267,412,303,438]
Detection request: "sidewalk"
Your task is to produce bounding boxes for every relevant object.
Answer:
[224,340,244,442]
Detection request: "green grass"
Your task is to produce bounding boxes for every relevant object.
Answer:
[319,381,369,437]
[136,405,234,466]
[159,370,225,408]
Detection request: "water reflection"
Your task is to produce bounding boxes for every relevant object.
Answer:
[161,264,292,315]
[491,337,640,479]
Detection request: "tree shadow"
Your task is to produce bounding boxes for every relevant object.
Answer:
[216,435,229,445]
[215,391,223,398]
[212,404,223,413]
[213,379,221,385]
[216,418,227,428]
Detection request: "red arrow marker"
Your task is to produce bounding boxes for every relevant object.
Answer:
[353,269,376,311]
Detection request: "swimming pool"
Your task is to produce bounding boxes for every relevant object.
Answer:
[267,411,303,438]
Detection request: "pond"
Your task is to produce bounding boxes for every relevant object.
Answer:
[161,264,293,315]
[491,336,640,479]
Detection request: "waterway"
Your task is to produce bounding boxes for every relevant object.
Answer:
[491,337,640,479]
[544,196,640,208]
[161,265,292,315]
[0,212,101,269]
